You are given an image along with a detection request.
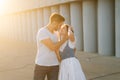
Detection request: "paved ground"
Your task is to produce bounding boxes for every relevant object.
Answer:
[0,39,120,80]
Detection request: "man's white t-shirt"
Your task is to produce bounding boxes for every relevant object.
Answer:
[35,27,59,66]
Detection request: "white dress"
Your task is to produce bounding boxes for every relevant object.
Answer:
[58,40,86,80]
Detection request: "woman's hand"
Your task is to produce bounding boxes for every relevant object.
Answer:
[69,31,75,42]
[55,50,62,62]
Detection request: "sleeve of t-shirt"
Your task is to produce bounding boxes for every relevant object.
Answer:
[38,29,49,41]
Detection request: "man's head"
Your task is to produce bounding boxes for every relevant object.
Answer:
[49,13,65,31]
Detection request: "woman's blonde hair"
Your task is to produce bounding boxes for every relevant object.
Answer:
[61,24,74,33]
[61,24,69,31]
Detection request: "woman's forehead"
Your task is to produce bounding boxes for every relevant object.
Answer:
[61,26,66,30]
[61,24,67,29]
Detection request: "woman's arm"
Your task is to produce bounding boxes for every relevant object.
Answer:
[69,29,75,42]
[74,48,76,53]
[69,29,76,54]
[55,50,61,62]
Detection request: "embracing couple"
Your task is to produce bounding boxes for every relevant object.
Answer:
[34,13,86,80]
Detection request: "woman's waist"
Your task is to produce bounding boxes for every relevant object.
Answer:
[61,55,75,60]
[61,57,78,62]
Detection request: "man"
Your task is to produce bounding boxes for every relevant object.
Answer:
[34,13,68,80]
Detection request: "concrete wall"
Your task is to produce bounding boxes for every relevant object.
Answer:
[115,0,120,57]
[98,0,115,56]
[0,0,39,15]
[0,0,81,15]
[83,0,97,53]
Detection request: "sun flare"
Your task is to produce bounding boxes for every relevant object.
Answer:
[0,0,6,15]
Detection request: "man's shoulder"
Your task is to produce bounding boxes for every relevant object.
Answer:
[39,27,46,31]
[38,27,47,33]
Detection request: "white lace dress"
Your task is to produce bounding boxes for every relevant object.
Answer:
[58,40,86,80]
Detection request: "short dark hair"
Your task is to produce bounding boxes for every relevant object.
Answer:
[49,13,65,23]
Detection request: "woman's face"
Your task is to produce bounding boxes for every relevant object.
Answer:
[60,25,68,35]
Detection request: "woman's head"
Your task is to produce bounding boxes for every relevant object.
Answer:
[59,24,69,35]
[60,24,74,35]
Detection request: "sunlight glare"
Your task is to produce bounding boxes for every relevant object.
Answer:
[0,0,6,15]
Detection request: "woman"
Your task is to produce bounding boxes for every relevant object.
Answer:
[56,24,86,80]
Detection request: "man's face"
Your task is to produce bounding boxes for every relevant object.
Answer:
[54,21,64,31]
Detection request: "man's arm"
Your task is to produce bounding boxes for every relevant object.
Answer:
[40,36,68,51]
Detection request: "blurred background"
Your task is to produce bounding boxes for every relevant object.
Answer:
[0,0,120,80]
